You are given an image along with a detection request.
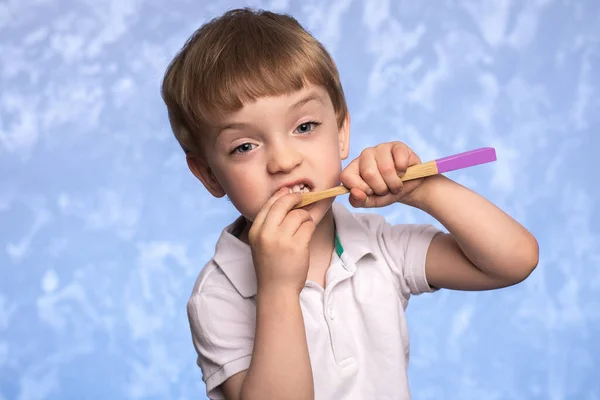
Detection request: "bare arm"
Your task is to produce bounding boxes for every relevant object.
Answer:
[221,289,312,400]
[409,175,539,290]
[222,190,315,400]
[338,141,538,291]
[245,289,313,400]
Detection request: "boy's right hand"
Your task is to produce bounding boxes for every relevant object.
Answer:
[248,188,316,295]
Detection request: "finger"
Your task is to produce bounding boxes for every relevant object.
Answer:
[261,191,304,232]
[340,158,373,195]
[293,218,317,244]
[407,148,422,168]
[279,208,313,236]
[252,187,292,229]
[349,189,400,209]
[348,187,369,207]
[360,150,387,195]
[376,145,403,194]
[392,143,420,180]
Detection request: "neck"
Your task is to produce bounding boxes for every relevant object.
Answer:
[309,206,336,257]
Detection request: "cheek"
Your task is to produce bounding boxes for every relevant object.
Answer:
[313,130,343,164]
[321,145,344,181]
[212,159,256,190]
[223,173,260,201]
[224,173,254,192]
[217,166,267,217]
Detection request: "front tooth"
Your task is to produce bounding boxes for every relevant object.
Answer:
[292,184,301,193]
[302,186,310,193]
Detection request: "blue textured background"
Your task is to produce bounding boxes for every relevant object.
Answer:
[1,1,599,399]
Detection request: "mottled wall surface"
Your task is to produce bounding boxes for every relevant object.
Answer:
[1,0,598,399]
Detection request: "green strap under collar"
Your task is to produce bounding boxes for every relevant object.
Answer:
[334,232,344,258]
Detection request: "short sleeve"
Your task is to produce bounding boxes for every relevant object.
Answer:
[187,289,256,399]
[380,222,443,304]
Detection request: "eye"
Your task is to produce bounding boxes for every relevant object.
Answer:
[295,121,320,134]
[232,143,256,154]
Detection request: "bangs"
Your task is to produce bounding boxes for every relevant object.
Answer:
[193,23,342,121]
[202,49,320,115]
[162,8,347,154]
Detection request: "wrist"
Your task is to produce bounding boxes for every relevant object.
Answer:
[401,174,448,210]
[256,285,301,301]
[255,286,302,319]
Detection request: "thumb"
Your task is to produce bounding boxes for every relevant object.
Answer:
[349,188,369,208]
[349,189,380,208]
[349,189,397,209]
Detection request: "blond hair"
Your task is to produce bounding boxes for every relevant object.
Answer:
[161,8,348,155]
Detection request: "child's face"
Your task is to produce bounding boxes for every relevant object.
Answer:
[190,84,350,225]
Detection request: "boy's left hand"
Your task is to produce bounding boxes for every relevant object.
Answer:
[340,141,424,208]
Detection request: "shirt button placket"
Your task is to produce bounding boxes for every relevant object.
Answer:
[327,304,334,320]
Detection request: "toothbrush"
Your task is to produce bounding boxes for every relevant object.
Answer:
[294,147,497,208]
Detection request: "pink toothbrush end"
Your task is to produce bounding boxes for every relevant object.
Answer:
[435,147,496,174]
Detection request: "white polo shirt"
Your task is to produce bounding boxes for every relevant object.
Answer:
[187,202,441,399]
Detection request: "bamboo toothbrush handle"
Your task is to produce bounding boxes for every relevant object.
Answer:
[294,147,496,209]
[294,160,439,208]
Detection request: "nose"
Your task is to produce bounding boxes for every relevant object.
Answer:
[266,138,303,174]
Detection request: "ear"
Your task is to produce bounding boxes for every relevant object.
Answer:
[338,112,351,160]
[186,154,226,198]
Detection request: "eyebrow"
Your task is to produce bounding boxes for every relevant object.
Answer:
[216,92,325,136]
[288,91,325,112]
[218,122,249,133]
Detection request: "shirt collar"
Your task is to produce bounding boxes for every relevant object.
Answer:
[213,202,375,298]
[330,202,375,265]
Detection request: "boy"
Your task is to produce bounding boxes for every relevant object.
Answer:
[161,8,539,400]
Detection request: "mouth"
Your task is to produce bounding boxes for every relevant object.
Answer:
[286,182,312,194]
[278,179,314,194]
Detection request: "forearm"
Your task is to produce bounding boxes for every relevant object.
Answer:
[241,288,313,400]
[409,175,539,282]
